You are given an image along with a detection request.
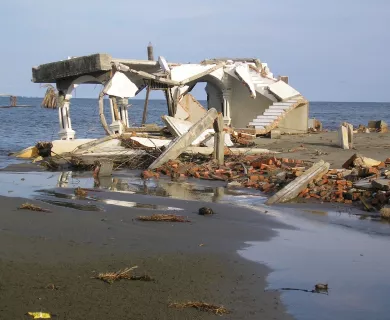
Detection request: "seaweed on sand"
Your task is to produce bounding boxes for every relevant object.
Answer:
[93,266,138,284]
[137,214,190,223]
[169,301,230,315]
[19,203,51,212]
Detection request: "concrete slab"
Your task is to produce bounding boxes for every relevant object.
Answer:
[268,80,300,101]
[32,54,112,83]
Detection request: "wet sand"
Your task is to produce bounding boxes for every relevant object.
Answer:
[0,192,293,320]
[256,131,390,168]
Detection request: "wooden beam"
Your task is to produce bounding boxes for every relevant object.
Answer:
[142,84,151,125]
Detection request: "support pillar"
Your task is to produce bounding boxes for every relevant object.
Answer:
[117,98,130,127]
[57,91,75,140]
[213,113,225,165]
[222,90,232,126]
[109,97,124,134]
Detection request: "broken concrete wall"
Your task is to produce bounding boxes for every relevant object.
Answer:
[230,80,273,128]
[277,102,309,134]
[205,83,223,113]
[175,93,207,123]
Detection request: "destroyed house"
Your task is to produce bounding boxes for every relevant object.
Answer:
[32,53,309,140]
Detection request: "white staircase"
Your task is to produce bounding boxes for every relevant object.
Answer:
[248,97,304,134]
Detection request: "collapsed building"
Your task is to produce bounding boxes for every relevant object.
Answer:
[32,49,309,141]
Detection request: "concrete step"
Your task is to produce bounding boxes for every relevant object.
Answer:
[269,105,290,110]
[256,115,278,120]
[249,121,273,126]
[273,102,294,106]
[264,110,284,116]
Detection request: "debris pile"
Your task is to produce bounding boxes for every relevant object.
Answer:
[169,301,230,315]
[145,155,311,195]
[296,154,390,213]
[137,214,190,222]
[356,120,388,133]
[141,152,390,215]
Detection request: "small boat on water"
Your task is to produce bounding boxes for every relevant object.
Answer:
[0,94,34,108]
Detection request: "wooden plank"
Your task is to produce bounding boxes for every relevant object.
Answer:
[266,160,330,205]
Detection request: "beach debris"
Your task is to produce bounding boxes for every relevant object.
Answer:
[368,120,388,133]
[270,129,281,139]
[41,84,57,108]
[93,158,113,177]
[274,286,328,295]
[27,312,52,319]
[342,154,382,169]
[266,160,330,205]
[315,283,328,292]
[74,187,88,198]
[137,214,190,222]
[35,141,53,157]
[380,206,390,219]
[198,207,214,215]
[169,301,230,315]
[93,266,138,284]
[308,118,323,132]
[371,179,390,191]
[19,203,51,212]
[129,274,155,282]
[46,283,60,290]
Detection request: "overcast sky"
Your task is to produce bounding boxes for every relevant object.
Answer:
[0,0,388,101]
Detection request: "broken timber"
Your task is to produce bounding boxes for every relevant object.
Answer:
[266,160,330,205]
[149,108,218,169]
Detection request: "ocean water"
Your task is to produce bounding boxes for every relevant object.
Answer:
[0,97,389,168]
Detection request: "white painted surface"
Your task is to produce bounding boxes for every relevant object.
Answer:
[234,63,256,98]
[130,137,171,148]
[268,80,300,101]
[51,139,95,154]
[103,72,139,98]
[162,116,233,146]
[158,56,170,74]
[170,64,217,82]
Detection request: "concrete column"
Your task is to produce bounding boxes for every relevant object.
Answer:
[57,91,75,140]
[117,98,129,127]
[222,90,231,126]
[109,97,124,134]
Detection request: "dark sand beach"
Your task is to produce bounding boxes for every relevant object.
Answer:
[0,190,293,320]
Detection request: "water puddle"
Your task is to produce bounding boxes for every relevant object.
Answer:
[36,198,102,211]
[239,208,390,320]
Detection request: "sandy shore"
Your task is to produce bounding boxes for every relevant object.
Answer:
[256,131,390,168]
[0,189,293,319]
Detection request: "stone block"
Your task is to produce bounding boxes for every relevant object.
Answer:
[338,125,349,149]
[270,129,281,139]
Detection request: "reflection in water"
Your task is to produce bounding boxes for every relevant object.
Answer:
[37,198,102,211]
[239,211,390,320]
